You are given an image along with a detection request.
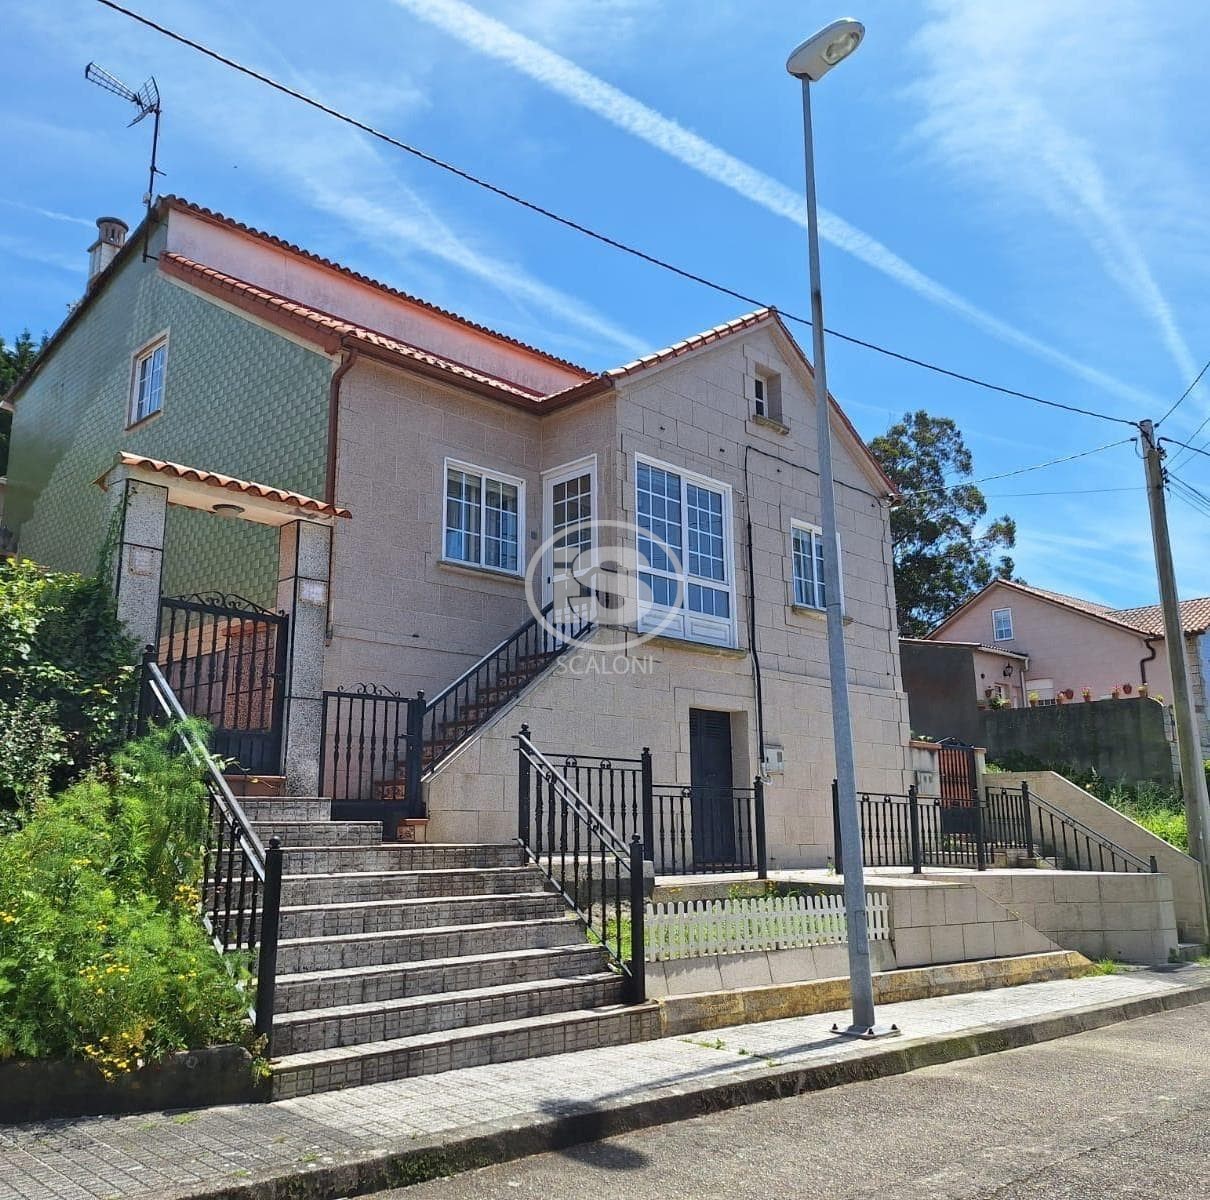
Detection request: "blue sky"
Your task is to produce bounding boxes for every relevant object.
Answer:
[4,0,1210,608]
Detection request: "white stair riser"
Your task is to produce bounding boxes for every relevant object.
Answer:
[278,894,566,939]
[276,947,610,1012]
[271,1006,660,1098]
[273,977,625,1055]
[274,918,586,974]
[278,868,548,906]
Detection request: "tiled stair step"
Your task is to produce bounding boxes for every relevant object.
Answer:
[270,1002,661,1099]
[278,892,566,939]
[225,775,287,798]
[280,843,526,873]
[248,820,382,847]
[278,866,549,906]
[274,916,586,974]
[271,973,628,1056]
[238,798,332,823]
[275,945,612,1013]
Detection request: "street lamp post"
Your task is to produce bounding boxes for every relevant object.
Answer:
[788,19,897,1039]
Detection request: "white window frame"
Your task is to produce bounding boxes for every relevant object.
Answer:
[127,331,168,427]
[541,455,598,606]
[992,607,1014,642]
[634,453,736,648]
[790,519,826,610]
[441,457,526,576]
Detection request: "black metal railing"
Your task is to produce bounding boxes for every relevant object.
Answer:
[989,784,1156,874]
[157,593,288,775]
[651,783,764,875]
[320,602,592,835]
[138,649,283,1048]
[516,726,645,1002]
[835,779,1157,876]
[544,746,767,877]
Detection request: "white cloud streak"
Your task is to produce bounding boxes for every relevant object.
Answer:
[911,1,1197,387]
[392,0,1152,407]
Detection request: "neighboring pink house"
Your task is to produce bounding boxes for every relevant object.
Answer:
[928,579,1210,751]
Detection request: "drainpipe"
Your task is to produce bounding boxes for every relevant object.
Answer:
[323,348,357,643]
[1140,635,1159,686]
[324,347,358,505]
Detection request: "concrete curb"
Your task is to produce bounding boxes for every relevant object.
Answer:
[165,977,1210,1200]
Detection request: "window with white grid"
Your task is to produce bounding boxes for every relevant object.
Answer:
[443,460,523,573]
[128,336,167,426]
[636,456,734,645]
[792,522,826,610]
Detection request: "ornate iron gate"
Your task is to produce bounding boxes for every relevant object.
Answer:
[937,737,980,835]
[157,593,288,775]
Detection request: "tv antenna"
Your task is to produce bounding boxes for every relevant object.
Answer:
[84,62,163,260]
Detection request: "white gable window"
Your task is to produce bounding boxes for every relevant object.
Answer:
[443,459,524,574]
[992,607,1014,641]
[752,367,784,426]
[636,455,735,647]
[791,521,826,610]
[128,335,167,426]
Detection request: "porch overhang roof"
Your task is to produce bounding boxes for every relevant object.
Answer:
[95,452,352,527]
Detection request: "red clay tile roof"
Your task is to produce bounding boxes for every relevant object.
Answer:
[604,309,777,378]
[932,577,1210,640]
[1109,597,1210,636]
[100,452,351,518]
[161,197,593,378]
[160,253,546,405]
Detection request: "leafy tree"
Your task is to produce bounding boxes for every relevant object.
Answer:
[869,410,1016,637]
[1,329,47,475]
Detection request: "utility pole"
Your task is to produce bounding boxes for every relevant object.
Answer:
[1139,419,1210,932]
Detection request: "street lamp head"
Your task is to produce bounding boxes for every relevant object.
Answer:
[786,19,865,81]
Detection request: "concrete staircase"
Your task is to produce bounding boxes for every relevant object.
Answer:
[241,795,659,1100]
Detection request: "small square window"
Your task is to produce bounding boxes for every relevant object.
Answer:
[129,337,167,426]
[992,607,1014,641]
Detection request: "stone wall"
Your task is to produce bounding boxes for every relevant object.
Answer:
[1015,769,1206,942]
[980,696,1175,787]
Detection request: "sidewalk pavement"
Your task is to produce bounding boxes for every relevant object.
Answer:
[2,965,1208,1200]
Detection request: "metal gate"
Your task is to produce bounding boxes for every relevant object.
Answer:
[937,737,979,835]
[157,593,288,775]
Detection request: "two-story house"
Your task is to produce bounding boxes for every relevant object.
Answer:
[5,197,911,871]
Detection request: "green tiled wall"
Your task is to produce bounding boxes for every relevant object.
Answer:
[6,233,331,608]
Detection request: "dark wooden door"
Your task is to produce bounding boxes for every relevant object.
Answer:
[689,708,735,866]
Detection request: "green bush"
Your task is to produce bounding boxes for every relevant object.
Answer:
[0,725,250,1076]
[0,558,137,808]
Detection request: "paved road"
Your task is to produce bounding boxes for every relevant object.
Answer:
[383,1004,1210,1200]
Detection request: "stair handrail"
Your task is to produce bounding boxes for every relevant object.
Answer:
[138,650,284,1045]
[1018,782,1156,873]
[515,726,645,1002]
[410,600,595,791]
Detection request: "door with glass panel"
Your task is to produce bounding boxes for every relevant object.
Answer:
[542,459,596,622]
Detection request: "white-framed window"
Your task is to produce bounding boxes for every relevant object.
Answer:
[128,334,167,426]
[752,367,783,424]
[635,455,735,647]
[791,520,826,610]
[442,458,525,574]
[992,607,1014,641]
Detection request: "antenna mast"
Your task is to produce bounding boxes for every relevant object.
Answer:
[84,63,163,260]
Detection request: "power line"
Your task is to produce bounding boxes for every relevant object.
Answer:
[896,437,1134,500]
[93,0,1138,430]
[1167,470,1210,515]
[982,485,1142,499]
[1159,435,1210,463]
[1166,477,1210,522]
[1157,357,1210,427]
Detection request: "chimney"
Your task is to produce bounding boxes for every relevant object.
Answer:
[87,216,128,288]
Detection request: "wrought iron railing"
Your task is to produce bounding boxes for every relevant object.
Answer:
[988,784,1156,874]
[516,726,645,1001]
[544,747,767,877]
[835,780,1157,876]
[138,650,283,1047]
[320,602,592,834]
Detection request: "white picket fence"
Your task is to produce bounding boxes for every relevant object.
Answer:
[644,891,890,962]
